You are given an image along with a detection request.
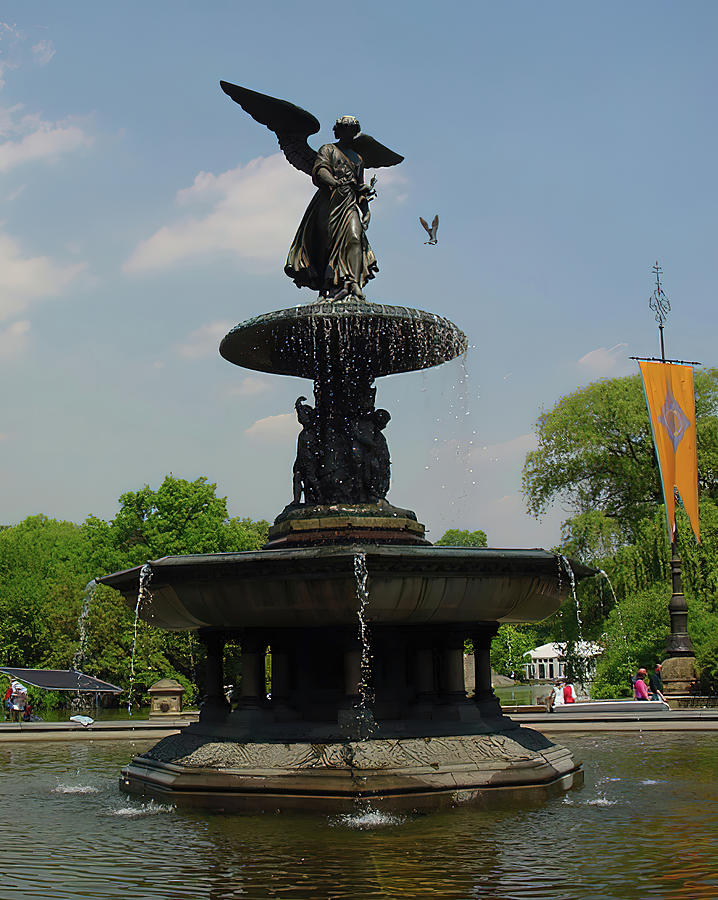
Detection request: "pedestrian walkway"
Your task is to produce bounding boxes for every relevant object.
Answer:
[510,707,718,733]
[0,715,196,742]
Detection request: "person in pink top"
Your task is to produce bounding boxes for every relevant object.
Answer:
[634,668,650,700]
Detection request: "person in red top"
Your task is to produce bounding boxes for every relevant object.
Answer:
[634,668,650,700]
[3,684,11,720]
[562,681,577,703]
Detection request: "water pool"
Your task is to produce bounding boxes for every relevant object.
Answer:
[1,732,716,899]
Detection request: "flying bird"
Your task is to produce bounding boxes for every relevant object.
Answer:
[419,215,439,245]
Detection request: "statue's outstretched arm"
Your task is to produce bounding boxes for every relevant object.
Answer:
[220,81,320,176]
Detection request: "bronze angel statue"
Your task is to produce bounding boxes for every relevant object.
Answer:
[220,82,404,301]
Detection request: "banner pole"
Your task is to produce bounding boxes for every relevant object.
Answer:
[667,519,693,656]
[641,264,698,695]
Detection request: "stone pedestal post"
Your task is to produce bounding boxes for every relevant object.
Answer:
[411,644,436,707]
[471,624,502,716]
[239,635,267,708]
[663,546,697,695]
[439,640,466,702]
[199,631,229,722]
[271,648,291,704]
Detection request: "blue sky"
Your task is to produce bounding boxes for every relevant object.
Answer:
[1,1,716,548]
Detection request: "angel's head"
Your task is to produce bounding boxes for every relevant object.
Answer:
[333,115,360,140]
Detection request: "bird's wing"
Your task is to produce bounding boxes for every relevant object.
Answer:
[431,214,439,233]
[220,81,320,176]
[353,133,404,169]
[419,217,431,235]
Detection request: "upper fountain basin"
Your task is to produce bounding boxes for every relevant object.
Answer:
[219,299,468,378]
[98,546,593,631]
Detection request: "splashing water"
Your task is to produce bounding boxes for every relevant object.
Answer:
[127,564,153,717]
[330,806,405,829]
[586,795,618,807]
[52,782,100,795]
[52,784,99,795]
[72,579,98,672]
[597,569,632,665]
[353,552,373,712]
[559,555,583,640]
[109,800,174,818]
[351,552,377,741]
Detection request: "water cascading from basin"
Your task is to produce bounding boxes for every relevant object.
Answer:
[352,551,376,738]
[72,579,99,672]
[127,564,153,717]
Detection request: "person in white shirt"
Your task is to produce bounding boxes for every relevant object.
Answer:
[551,681,565,709]
[10,680,27,723]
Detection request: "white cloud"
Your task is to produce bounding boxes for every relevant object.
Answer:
[0,23,21,89]
[0,112,93,172]
[175,320,233,360]
[365,166,410,207]
[244,413,298,442]
[124,154,314,274]
[31,40,55,66]
[229,376,272,398]
[4,184,25,202]
[0,230,86,322]
[578,343,631,376]
[0,319,30,360]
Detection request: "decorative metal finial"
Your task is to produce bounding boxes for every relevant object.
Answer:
[649,261,670,360]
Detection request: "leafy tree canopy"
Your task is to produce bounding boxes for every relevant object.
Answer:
[522,369,718,539]
[435,528,487,547]
[100,474,269,565]
[0,475,269,705]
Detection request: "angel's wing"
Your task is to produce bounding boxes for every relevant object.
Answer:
[353,133,404,169]
[419,217,432,235]
[220,81,320,175]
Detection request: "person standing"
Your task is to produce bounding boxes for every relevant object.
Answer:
[649,663,666,701]
[10,680,27,722]
[562,681,577,704]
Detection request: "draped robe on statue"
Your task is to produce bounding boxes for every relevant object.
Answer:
[285,143,378,295]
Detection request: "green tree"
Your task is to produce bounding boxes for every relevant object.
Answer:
[104,474,268,563]
[522,369,718,539]
[0,475,270,708]
[0,515,94,668]
[590,583,670,698]
[490,625,536,678]
[435,528,487,547]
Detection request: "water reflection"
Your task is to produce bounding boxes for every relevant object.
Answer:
[1,733,716,898]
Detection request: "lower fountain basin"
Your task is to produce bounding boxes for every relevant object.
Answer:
[120,729,584,812]
[98,545,593,631]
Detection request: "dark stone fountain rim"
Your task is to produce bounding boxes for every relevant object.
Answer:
[219,298,468,378]
[98,545,595,592]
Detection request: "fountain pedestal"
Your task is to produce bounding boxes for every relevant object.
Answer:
[99,297,592,810]
[101,545,590,810]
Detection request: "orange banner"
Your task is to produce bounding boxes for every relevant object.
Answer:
[639,361,700,542]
